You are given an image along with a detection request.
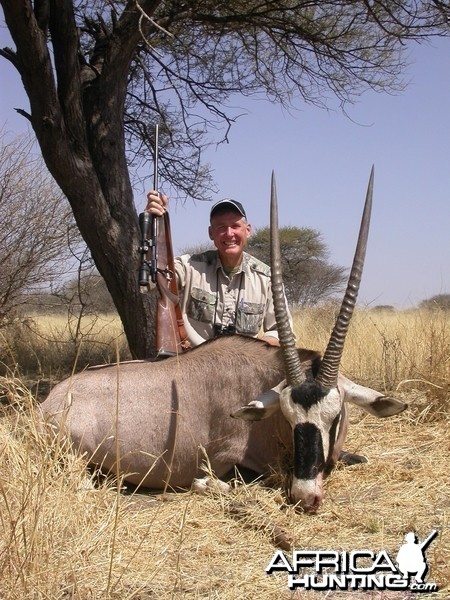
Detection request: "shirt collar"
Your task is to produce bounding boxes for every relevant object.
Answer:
[215,251,250,277]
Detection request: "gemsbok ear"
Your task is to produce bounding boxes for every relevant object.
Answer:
[231,381,286,421]
[353,394,408,418]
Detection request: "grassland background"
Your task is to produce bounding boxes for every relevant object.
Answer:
[0,306,448,599]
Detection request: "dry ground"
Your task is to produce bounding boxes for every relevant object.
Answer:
[0,308,448,598]
[0,382,448,600]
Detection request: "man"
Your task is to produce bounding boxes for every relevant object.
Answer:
[146,191,378,467]
[145,190,288,347]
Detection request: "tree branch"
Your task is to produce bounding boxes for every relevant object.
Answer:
[48,0,86,141]
[1,0,61,137]
[0,46,18,68]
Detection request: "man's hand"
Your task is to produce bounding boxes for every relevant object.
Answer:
[260,335,280,347]
[145,190,168,216]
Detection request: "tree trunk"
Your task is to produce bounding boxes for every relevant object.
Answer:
[0,0,159,358]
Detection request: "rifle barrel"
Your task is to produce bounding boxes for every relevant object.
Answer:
[153,124,159,191]
[151,124,159,283]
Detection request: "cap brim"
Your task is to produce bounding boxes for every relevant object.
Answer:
[210,200,246,219]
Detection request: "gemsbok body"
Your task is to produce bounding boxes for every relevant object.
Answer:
[40,169,406,512]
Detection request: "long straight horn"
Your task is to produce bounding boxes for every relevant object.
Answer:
[270,171,306,386]
[316,166,374,389]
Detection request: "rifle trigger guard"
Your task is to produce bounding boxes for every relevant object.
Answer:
[158,267,174,282]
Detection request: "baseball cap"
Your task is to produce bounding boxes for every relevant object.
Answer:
[210,199,247,220]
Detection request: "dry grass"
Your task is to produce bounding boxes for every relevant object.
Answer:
[0,313,130,395]
[293,307,448,409]
[0,307,448,599]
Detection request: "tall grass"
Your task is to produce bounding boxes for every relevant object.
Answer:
[0,385,134,599]
[0,313,131,397]
[1,307,448,407]
[2,307,448,392]
[293,306,449,409]
[0,307,448,598]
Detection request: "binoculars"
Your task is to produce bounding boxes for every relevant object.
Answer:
[213,323,237,337]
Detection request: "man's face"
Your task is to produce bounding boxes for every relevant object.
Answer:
[209,210,251,266]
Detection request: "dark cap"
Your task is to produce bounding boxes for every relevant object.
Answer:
[210,199,247,221]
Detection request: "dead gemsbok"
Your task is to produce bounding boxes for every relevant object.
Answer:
[40,168,406,512]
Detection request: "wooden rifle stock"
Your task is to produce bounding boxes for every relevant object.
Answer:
[139,123,189,357]
[155,212,190,357]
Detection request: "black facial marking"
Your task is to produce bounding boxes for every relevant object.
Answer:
[293,423,325,480]
[324,413,340,474]
[327,414,339,458]
[291,379,327,410]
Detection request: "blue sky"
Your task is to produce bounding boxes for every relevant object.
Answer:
[1,19,448,308]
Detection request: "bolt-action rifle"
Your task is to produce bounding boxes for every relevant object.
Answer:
[138,125,189,357]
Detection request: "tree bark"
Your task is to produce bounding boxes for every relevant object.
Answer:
[1,0,160,357]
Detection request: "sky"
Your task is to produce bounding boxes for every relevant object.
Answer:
[1,19,449,309]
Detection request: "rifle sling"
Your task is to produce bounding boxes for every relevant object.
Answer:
[157,213,191,351]
[156,270,179,305]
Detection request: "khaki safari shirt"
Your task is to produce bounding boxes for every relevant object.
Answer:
[174,250,286,348]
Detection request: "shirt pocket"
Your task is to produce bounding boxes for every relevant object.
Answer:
[187,287,216,323]
[236,301,264,335]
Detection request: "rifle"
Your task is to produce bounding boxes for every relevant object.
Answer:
[419,530,438,552]
[138,125,189,357]
[155,212,190,356]
[138,124,159,286]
